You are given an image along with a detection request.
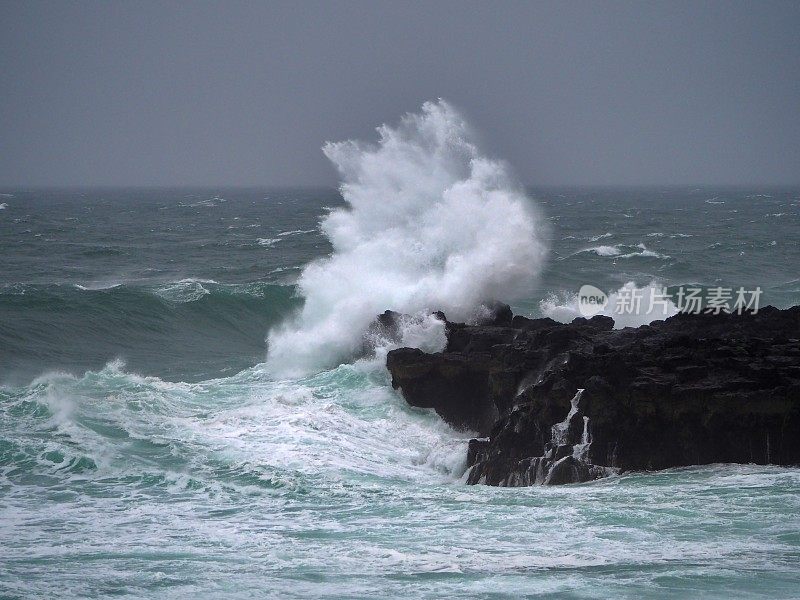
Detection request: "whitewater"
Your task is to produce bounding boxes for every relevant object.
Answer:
[267,100,547,376]
[2,102,800,598]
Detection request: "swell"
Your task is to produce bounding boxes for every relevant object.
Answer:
[0,282,300,384]
[0,359,467,494]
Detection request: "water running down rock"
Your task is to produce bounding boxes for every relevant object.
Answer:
[386,304,800,485]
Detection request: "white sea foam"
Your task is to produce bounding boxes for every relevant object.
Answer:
[617,242,669,259]
[588,232,613,242]
[267,100,547,376]
[0,202,8,210]
[648,232,692,240]
[577,242,669,260]
[257,237,280,247]
[74,282,123,291]
[541,281,679,328]
[586,245,622,256]
[278,229,317,237]
[155,278,217,303]
[10,359,468,486]
[179,198,217,208]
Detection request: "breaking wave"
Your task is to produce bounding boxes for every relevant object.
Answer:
[0,282,299,383]
[576,243,670,260]
[267,100,547,376]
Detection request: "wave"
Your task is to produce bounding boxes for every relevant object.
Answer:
[619,243,669,259]
[278,229,317,237]
[0,202,8,210]
[74,282,123,291]
[540,281,679,328]
[267,100,548,376]
[0,281,300,383]
[178,197,220,208]
[576,242,670,260]
[256,230,317,248]
[3,356,798,597]
[585,244,622,257]
[152,278,220,302]
[0,359,468,490]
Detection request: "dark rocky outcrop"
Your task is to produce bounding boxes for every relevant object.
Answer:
[386,304,800,486]
[363,310,404,355]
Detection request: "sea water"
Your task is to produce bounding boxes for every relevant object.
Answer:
[2,103,800,598]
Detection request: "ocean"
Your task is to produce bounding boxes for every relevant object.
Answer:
[2,105,800,598]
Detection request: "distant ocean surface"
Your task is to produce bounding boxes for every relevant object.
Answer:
[2,187,797,383]
[1,185,800,598]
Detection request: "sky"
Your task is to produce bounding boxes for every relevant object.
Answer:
[1,0,799,187]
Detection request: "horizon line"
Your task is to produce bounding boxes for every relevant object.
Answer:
[2,182,800,191]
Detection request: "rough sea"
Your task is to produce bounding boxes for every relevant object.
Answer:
[2,105,800,598]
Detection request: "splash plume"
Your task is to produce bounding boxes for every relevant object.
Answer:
[267,100,547,376]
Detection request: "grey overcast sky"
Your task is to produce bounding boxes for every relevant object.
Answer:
[1,1,799,187]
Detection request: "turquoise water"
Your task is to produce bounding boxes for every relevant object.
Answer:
[1,187,800,598]
[3,361,799,598]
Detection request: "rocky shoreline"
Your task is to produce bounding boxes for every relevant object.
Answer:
[385,305,800,486]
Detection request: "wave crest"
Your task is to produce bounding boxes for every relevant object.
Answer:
[266,100,547,376]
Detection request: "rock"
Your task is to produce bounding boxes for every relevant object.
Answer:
[362,309,448,356]
[386,306,800,486]
[362,310,404,354]
[386,348,498,434]
[475,301,514,327]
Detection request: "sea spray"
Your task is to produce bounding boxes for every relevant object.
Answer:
[2,186,799,597]
[541,281,679,328]
[267,100,547,376]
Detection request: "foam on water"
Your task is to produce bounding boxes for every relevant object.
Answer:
[278,229,317,237]
[588,232,613,242]
[3,124,800,599]
[2,359,799,598]
[586,244,622,256]
[541,281,679,328]
[0,360,467,488]
[154,279,217,303]
[267,100,547,377]
[576,243,669,260]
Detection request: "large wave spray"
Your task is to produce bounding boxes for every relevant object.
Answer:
[267,100,547,376]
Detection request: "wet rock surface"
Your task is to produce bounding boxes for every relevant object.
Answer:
[386,305,800,486]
